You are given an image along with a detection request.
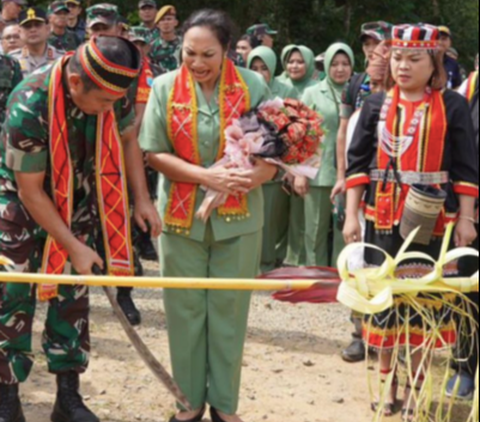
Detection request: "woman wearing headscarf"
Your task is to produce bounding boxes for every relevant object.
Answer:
[248,46,296,272]
[281,45,319,266]
[299,42,354,266]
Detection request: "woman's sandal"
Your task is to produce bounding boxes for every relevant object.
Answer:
[371,368,399,417]
[401,373,426,422]
[169,406,206,422]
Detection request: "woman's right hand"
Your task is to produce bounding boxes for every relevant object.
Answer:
[203,165,252,196]
[343,213,362,244]
[69,241,104,275]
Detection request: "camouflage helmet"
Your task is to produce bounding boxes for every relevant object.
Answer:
[129,26,150,44]
[246,24,278,39]
[86,3,119,29]
[360,21,393,43]
[48,1,70,16]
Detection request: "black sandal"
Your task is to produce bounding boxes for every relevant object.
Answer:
[169,406,206,422]
[210,407,230,422]
[371,368,398,417]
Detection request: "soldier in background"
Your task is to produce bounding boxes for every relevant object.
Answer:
[149,5,181,72]
[85,3,121,38]
[1,23,23,54]
[0,53,22,125]
[0,0,25,27]
[246,23,277,49]
[138,0,159,44]
[10,7,64,77]
[48,1,81,52]
[66,0,86,42]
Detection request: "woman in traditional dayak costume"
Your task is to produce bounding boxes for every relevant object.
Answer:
[344,24,479,421]
[140,9,276,422]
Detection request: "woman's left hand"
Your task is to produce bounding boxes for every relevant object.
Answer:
[134,200,163,238]
[238,159,278,191]
[454,218,478,247]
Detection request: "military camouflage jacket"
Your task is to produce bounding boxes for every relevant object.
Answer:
[140,23,160,45]
[0,61,135,238]
[0,55,23,125]
[149,35,182,72]
[49,30,82,52]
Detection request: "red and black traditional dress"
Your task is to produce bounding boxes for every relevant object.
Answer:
[346,25,479,350]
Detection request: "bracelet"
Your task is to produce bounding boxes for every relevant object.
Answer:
[459,215,476,224]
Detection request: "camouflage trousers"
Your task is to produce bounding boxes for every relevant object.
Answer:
[0,195,91,384]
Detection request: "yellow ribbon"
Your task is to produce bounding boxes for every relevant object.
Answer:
[336,223,479,315]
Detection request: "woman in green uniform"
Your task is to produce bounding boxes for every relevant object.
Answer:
[280,45,319,266]
[300,43,354,266]
[248,46,296,272]
[140,10,276,422]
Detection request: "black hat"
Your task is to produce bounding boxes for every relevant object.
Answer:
[19,7,48,26]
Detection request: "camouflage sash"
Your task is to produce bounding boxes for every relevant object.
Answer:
[165,59,250,234]
[40,54,134,301]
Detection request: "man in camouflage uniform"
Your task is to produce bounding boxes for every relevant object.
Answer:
[48,1,81,52]
[0,54,22,125]
[138,0,159,44]
[66,0,86,42]
[10,7,64,77]
[0,0,25,27]
[149,5,181,72]
[0,36,161,422]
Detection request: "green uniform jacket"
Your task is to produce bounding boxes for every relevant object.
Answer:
[302,43,354,187]
[140,66,271,242]
[0,55,22,125]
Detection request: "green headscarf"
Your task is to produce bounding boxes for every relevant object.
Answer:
[323,42,355,99]
[283,45,317,97]
[247,46,277,88]
[276,44,296,82]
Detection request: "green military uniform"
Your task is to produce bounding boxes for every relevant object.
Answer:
[47,1,82,52]
[248,46,296,272]
[149,34,182,72]
[0,62,135,384]
[140,22,160,45]
[278,45,319,267]
[9,45,65,77]
[0,55,22,125]
[48,31,81,52]
[140,66,270,414]
[301,43,354,267]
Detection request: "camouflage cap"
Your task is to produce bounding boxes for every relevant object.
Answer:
[19,7,48,26]
[246,24,277,38]
[65,0,81,5]
[360,21,393,42]
[139,0,156,8]
[129,26,150,44]
[48,1,70,15]
[86,3,119,29]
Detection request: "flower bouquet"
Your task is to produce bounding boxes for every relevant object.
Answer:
[196,98,324,222]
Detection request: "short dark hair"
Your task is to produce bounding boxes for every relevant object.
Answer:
[68,37,137,93]
[239,33,261,49]
[182,9,237,51]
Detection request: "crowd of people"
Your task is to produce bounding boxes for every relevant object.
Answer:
[0,1,478,422]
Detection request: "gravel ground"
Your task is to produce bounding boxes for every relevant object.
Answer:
[21,260,473,422]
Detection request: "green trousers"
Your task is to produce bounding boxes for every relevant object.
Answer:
[305,186,345,267]
[160,227,262,414]
[285,195,307,266]
[260,183,290,273]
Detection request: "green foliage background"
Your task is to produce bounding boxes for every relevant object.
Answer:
[32,0,479,71]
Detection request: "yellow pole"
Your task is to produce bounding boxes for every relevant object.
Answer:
[0,272,318,291]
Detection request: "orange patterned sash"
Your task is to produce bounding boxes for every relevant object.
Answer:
[165,59,250,234]
[40,54,134,301]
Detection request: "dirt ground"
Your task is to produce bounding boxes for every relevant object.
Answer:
[21,263,473,422]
